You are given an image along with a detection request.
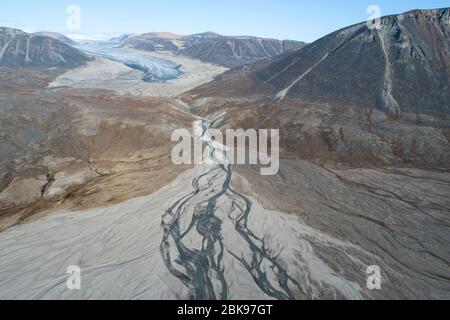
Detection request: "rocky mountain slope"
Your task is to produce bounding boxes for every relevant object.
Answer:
[122,32,183,52]
[185,9,450,170]
[0,27,89,68]
[166,9,450,299]
[191,8,450,115]
[0,9,448,300]
[0,85,194,230]
[117,32,306,68]
[33,31,76,45]
[181,35,305,68]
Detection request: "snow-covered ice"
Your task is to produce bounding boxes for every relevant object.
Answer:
[75,41,181,82]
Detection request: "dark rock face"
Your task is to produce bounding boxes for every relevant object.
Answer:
[132,38,180,52]
[254,8,450,115]
[121,32,181,52]
[180,35,306,68]
[185,9,450,171]
[0,28,89,68]
[119,31,306,68]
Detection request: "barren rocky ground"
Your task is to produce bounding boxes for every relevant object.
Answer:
[0,9,449,300]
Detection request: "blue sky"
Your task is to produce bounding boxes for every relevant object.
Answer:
[2,0,449,42]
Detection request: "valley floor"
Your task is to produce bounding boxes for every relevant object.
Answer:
[0,35,448,300]
[0,160,448,299]
[49,52,228,97]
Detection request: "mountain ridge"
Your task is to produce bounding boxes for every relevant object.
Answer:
[189,8,450,115]
[183,8,450,171]
[115,31,306,68]
[0,27,90,68]
[33,31,76,45]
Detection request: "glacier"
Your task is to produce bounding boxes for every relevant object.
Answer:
[75,41,182,82]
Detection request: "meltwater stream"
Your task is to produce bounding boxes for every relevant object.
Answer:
[161,120,306,300]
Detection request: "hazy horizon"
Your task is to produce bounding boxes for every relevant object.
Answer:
[2,0,448,42]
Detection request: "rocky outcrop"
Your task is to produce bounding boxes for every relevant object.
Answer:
[0,27,89,68]
[123,32,182,52]
[117,31,306,68]
[0,88,195,230]
[258,8,450,115]
[190,9,450,115]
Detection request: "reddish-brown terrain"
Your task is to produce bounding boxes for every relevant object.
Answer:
[0,9,449,300]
